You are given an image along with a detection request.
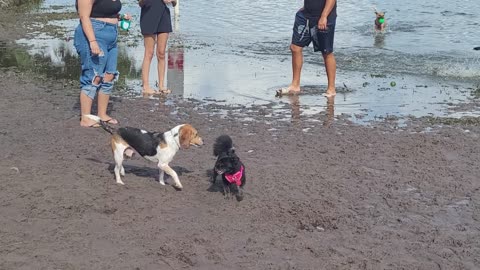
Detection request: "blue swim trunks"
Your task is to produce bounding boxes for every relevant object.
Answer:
[291,10,336,54]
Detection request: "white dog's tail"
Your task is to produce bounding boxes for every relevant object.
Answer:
[84,114,115,134]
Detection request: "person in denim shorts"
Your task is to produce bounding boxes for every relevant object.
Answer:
[74,0,131,127]
[280,0,337,98]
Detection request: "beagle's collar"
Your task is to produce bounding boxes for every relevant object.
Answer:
[224,165,244,186]
[171,130,180,148]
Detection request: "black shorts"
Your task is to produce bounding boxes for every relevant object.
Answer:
[291,10,335,54]
[140,1,172,35]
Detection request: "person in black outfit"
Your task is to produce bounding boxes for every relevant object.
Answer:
[139,0,176,95]
[279,0,337,98]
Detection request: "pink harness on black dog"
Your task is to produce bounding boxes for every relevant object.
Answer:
[224,166,244,186]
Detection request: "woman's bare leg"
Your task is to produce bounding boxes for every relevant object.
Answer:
[156,32,170,93]
[97,73,117,124]
[142,35,157,94]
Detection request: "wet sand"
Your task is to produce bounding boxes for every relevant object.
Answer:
[1,10,480,270]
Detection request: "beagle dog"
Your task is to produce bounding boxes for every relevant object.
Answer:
[85,115,203,189]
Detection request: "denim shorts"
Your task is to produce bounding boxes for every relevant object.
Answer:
[291,11,335,54]
[74,19,119,99]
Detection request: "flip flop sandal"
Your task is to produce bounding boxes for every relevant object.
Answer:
[88,123,101,128]
[103,118,118,125]
[158,88,172,95]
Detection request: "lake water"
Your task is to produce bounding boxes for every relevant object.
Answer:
[12,0,480,123]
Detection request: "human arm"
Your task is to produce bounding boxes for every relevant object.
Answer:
[318,0,336,30]
[77,0,101,55]
[163,0,176,7]
[118,13,133,20]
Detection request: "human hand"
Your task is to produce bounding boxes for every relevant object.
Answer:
[318,16,328,31]
[90,41,102,56]
[122,13,132,20]
[164,0,177,6]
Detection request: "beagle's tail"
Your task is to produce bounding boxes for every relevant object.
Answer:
[84,114,115,134]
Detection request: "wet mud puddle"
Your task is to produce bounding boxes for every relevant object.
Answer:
[3,0,480,125]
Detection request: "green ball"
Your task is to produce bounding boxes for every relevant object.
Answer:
[390,81,396,87]
[378,18,385,24]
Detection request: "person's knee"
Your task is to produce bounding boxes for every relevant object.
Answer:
[103,73,115,82]
[156,49,166,60]
[322,51,335,61]
[290,44,302,54]
[145,49,155,59]
[93,75,102,85]
[100,72,119,95]
[81,86,97,99]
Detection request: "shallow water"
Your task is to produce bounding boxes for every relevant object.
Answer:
[6,0,480,124]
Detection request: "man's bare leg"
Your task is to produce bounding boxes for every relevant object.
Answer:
[287,44,303,93]
[323,52,336,97]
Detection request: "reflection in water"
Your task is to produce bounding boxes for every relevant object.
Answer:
[323,96,335,127]
[287,94,335,127]
[167,45,184,97]
[1,39,140,94]
[373,33,386,49]
[7,0,480,124]
[288,95,300,121]
[0,40,79,81]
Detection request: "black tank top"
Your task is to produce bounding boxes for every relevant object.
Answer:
[304,0,337,23]
[76,0,122,19]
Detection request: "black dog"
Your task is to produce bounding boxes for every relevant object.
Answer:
[212,135,246,201]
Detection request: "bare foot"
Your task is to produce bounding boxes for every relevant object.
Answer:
[80,115,100,128]
[142,87,157,95]
[323,88,336,98]
[275,86,300,97]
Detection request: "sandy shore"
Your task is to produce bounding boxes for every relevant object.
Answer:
[1,8,480,270]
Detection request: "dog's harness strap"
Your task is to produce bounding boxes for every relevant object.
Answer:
[224,165,244,186]
[170,130,180,148]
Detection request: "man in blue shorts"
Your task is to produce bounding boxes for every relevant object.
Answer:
[281,0,337,97]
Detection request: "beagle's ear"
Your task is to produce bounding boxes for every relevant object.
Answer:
[179,125,194,149]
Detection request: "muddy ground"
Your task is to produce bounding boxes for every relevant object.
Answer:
[1,9,480,270]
